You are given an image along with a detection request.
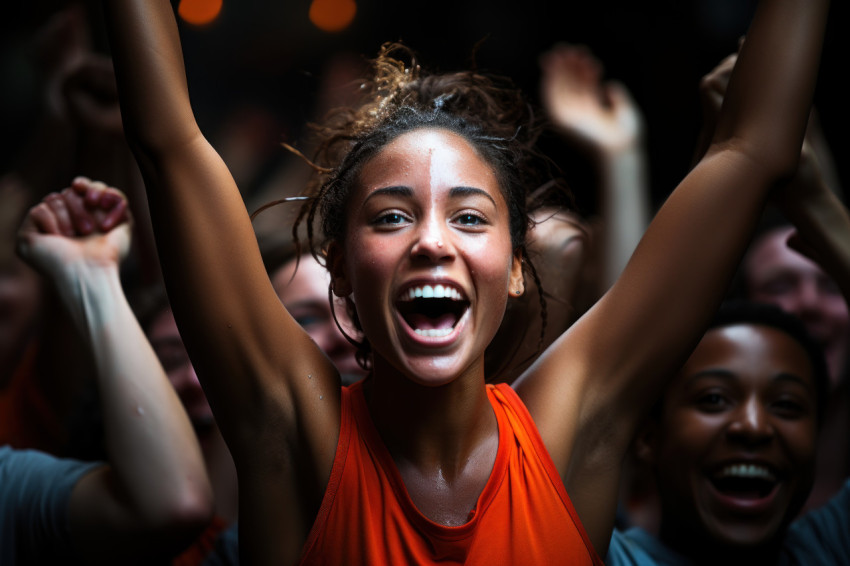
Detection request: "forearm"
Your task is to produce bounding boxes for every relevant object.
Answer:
[103,0,199,153]
[596,144,651,288]
[55,263,211,522]
[713,0,829,176]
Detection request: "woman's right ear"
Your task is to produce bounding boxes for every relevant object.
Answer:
[327,243,352,297]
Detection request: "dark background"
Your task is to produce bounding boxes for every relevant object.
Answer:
[3,0,848,213]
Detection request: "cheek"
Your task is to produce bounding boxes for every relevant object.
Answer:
[779,422,818,464]
[824,298,850,326]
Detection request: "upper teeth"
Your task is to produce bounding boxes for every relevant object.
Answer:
[415,328,454,338]
[402,284,463,301]
[717,464,775,481]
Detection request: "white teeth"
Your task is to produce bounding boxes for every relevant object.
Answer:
[717,464,776,481]
[415,328,453,338]
[402,285,463,301]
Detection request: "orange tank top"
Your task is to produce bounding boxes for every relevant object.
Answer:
[299,381,603,565]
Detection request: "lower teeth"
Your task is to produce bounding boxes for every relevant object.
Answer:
[415,328,452,338]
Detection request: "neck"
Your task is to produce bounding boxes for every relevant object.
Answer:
[365,355,496,478]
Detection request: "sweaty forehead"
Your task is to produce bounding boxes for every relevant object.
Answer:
[677,324,815,390]
[355,128,501,197]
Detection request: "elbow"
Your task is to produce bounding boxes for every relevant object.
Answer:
[123,120,203,163]
[163,480,216,534]
[141,482,216,562]
[715,136,803,187]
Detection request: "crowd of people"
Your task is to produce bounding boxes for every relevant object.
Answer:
[1,0,847,564]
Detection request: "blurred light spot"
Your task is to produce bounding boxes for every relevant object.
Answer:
[178,0,223,26]
[309,0,357,33]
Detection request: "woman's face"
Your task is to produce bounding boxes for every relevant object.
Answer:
[649,323,818,549]
[148,309,215,434]
[272,253,366,382]
[332,128,522,385]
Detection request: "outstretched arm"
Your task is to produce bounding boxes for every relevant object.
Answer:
[102,2,339,561]
[517,0,830,554]
[540,44,650,289]
[16,179,212,564]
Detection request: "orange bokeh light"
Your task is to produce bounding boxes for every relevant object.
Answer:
[309,0,357,33]
[178,0,223,26]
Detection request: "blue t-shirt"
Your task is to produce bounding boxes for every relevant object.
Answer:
[0,445,102,565]
[607,479,850,565]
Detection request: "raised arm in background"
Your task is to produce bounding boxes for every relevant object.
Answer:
[16,178,212,564]
[514,0,831,554]
[540,43,650,289]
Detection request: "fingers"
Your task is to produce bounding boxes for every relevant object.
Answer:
[71,176,102,206]
[27,201,63,236]
[99,190,129,231]
[70,176,130,230]
[61,187,97,235]
[44,193,77,236]
[541,43,603,90]
[700,54,737,101]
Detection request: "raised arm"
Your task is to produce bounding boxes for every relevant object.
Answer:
[516,0,831,553]
[540,43,650,289]
[16,180,212,564]
[102,2,340,560]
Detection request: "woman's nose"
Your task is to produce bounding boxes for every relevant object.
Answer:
[411,218,453,262]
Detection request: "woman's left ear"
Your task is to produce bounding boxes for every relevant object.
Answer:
[327,243,352,297]
[509,252,524,297]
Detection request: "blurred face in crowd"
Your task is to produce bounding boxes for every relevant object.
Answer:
[744,227,849,386]
[272,253,366,383]
[0,255,41,374]
[147,309,215,435]
[645,323,818,552]
[0,184,42,375]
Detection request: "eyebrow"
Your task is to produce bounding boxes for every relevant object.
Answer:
[364,186,413,203]
[685,369,813,390]
[362,185,497,206]
[449,186,497,206]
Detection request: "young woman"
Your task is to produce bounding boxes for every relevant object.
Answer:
[102,0,829,563]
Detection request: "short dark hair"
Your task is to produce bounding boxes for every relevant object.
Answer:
[708,300,830,424]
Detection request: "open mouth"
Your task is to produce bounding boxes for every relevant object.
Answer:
[710,464,778,500]
[396,283,470,338]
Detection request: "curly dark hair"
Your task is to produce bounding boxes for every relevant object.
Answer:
[283,43,572,372]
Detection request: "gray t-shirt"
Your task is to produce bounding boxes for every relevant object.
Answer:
[0,445,102,565]
[606,478,850,565]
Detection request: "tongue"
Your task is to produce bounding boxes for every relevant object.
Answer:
[407,312,456,331]
[714,477,770,500]
[723,488,764,500]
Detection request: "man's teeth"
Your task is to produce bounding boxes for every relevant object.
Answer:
[414,328,453,338]
[716,464,776,481]
[405,284,463,300]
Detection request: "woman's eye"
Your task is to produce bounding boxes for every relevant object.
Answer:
[374,212,408,226]
[456,213,485,226]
